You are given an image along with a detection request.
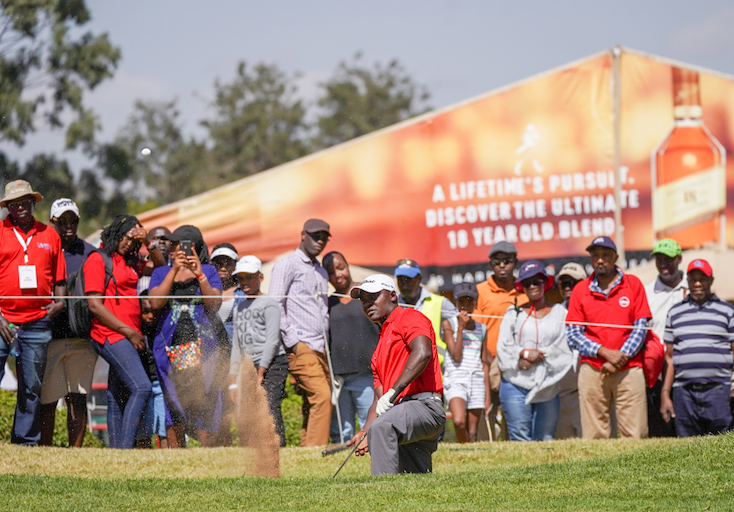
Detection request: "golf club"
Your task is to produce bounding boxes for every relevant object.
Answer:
[322,444,349,457]
[332,383,406,478]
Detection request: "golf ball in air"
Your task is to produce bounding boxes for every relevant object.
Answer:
[141,147,151,156]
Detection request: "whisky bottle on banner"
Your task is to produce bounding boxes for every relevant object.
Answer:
[651,67,726,246]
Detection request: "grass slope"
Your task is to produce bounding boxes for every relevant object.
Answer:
[1,434,732,511]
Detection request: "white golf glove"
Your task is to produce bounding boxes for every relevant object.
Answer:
[376,388,396,416]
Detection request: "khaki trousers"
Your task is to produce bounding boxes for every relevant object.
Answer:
[578,364,648,439]
[288,342,332,447]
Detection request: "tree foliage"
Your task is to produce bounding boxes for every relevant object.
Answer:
[113,99,207,204]
[0,0,120,150]
[203,61,309,180]
[315,53,431,148]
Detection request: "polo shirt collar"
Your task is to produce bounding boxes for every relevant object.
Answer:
[589,266,624,296]
[653,274,687,294]
[682,293,718,307]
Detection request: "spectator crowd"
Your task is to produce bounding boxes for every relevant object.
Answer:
[0,178,732,455]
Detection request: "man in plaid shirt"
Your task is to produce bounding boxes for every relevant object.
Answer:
[566,236,651,439]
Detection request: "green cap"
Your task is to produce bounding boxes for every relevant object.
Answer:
[651,238,682,258]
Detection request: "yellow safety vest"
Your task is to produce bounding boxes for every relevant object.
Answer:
[419,292,447,368]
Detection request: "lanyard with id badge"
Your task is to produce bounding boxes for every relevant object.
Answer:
[13,228,37,289]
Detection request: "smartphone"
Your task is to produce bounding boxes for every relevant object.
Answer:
[179,240,193,256]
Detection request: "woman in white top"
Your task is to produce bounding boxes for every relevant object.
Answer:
[496,260,573,441]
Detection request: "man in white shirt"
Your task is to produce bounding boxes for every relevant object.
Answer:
[644,238,687,437]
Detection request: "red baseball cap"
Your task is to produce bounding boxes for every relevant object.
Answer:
[687,259,713,277]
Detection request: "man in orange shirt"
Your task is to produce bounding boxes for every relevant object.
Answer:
[475,241,527,438]
[0,180,67,445]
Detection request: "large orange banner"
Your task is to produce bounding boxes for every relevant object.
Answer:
[138,49,734,288]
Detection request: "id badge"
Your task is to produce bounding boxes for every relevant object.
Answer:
[19,265,37,289]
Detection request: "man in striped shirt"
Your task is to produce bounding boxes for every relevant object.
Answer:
[660,259,734,437]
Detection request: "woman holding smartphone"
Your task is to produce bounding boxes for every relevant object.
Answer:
[147,225,227,447]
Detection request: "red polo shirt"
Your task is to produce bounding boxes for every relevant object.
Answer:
[0,218,66,323]
[566,272,651,370]
[371,306,443,400]
[83,251,142,344]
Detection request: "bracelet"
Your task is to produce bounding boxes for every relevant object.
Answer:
[197,274,208,282]
[523,349,530,360]
[228,384,239,390]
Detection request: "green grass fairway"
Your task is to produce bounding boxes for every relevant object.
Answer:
[1,434,732,511]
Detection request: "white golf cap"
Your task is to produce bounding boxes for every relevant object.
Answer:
[234,255,262,275]
[350,274,398,299]
[210,247,239,261]
[50,198,79,220]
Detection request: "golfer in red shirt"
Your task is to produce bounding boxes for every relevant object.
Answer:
[348,274,444,475]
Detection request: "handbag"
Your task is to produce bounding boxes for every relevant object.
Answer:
[642,330,665,388]
[165,337,202,371]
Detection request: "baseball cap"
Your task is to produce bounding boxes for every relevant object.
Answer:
[234,255,262,275]
[303,218,330,234]
[453,282,478,300]
[50,198,80,220]
[488,241,517,258]
[514,260,554,292]
[210,247,239,261]
[651,238,682,258]
[585,236,617,253]
[350,274,398,299]
[557,262,588,282]
[687,259,713,277]
[394,258,421,278]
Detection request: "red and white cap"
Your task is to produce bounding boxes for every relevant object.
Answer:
[687,259,713,277]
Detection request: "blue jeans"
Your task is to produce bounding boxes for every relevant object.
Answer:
[94,339,152,449]
[672,383,732,438]
[499,379,559,441]
[330,373,374,443]
[0,316,51,445]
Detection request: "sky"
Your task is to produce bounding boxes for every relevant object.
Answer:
[6,0,734,171]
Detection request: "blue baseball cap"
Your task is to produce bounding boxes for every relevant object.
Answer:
[394,258,421,278]
[585,236,617,253]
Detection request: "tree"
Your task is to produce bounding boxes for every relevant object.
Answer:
[203,61,309,180]
[113,99,207,205]
[0,0,120,151]
[315,53,431,148]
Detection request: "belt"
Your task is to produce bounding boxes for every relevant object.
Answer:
[684,382,720,392]
[403,392,442,401]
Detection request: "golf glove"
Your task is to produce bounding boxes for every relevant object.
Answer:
[376,388,396,416]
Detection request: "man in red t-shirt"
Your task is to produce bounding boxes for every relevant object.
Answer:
[0,180,66,445]
[348,274,444,475]
[566,236,650,439]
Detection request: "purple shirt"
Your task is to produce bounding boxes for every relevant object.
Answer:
[268,248,329,351]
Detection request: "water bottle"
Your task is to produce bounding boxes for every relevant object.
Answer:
[8,323,20,357]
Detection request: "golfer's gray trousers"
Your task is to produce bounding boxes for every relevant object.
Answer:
[368,397,445,475]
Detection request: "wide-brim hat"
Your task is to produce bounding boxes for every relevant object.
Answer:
[1,180,43,207]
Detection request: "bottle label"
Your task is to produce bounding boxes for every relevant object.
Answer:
[652,165,726,232]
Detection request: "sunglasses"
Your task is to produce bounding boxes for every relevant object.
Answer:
[558,279,577,289]
[521,277,546,288]
[308,231,331,242]
[491,257,516,266]
[396,259,419,268]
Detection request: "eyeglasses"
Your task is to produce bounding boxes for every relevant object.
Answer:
[308,231,330,242]
[521,277,546,288]
[491,257,516,267]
